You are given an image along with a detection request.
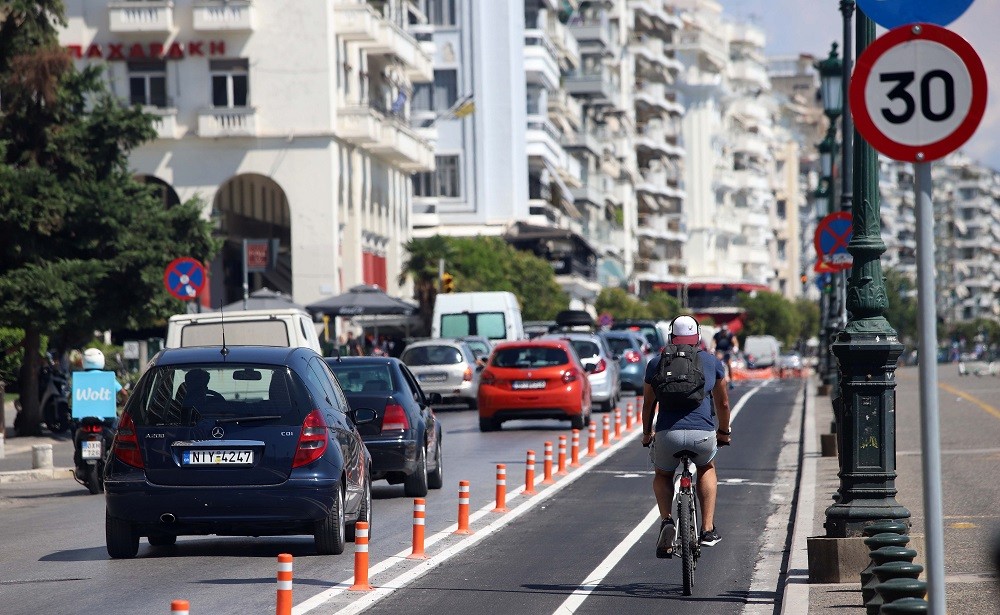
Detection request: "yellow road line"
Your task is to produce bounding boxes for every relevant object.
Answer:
[939,382,1000,421]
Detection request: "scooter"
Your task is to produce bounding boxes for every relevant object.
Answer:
[72,416,116,494]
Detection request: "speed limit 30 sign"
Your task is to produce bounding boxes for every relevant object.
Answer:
[850,23,987,162]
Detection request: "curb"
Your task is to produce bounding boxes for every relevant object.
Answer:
[0,467,75,484]
[781,376,819,614]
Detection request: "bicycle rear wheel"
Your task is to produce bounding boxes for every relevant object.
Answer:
[678,491,695,595]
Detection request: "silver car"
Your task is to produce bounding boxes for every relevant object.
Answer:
[400,339,482,409]
[541,332,621,412]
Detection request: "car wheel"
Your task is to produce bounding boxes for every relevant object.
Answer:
[346,471,372,543]
[466,398,478,410]
[570,412,586,431]
[314,481,346,555]
[106,511,139,559]
[600,399,614,413]
[427,434,444,490]
[147,534,177,547]
[478,417,500,432]
[404,445,429,497]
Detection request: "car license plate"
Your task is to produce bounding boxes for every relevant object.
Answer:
[81,440,102,459]
[182,450,253,465]
[513,380,546,390]
[419,373,447,383]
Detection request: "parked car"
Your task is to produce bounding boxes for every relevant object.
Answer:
[743,335,782,368]
[609,319,670,352]
[477,339,593,431]
[601,330,655,393]
[400,339,482,408]
[104,346,373,559]
[457,335,494,365]
[325,356,443,497]
[541,331,621,412]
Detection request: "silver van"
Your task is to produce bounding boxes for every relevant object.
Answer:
[743,335,781,369]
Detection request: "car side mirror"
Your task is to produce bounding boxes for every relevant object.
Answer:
[427,392,444,405]
[353,407,377,425]
[583,363,597,373]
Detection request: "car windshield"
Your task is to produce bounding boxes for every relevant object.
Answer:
[492,346,568,368]
[402,345,464,366]
[605,337,634,355]
[130,364,308,426]
[328,364,395,393]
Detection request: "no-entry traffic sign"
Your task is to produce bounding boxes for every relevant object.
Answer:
[850,23,987,163]
[814,211,853,272]
[163,257,206,301]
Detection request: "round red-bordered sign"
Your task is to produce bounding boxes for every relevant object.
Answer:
[814,211,853,272]
[850,23,987,163]
[163,257,206,301]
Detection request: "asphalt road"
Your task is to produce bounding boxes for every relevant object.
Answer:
[0,382,802,614]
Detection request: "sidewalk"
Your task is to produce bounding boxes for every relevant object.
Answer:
[0,400,75,483]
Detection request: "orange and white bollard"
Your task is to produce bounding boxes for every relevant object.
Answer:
[570,429,580,467]
[614,408,622,439]
[408,498,427,559]
[542,441,554,484]
[524,450,537,495]
[349,522,373,591]
[588,422,597,456]
[171,600,190,615]
[625,402,634,430]
[557,435,568,475]
[602,415,611,447]
[455,480,473,534]
[276,553,293,615]
[492,464,508,513]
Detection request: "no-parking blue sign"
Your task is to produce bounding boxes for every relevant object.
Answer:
[856,0,974,30]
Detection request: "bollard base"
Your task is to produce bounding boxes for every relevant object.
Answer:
[349,583,374,591]
[807,536,870,583]
[820,433,838,457]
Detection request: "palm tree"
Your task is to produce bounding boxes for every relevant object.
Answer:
[398,235,452,336]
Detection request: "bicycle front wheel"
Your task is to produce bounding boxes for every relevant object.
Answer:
[678,491,695,596]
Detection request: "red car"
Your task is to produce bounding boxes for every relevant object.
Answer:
[477,339,593,431]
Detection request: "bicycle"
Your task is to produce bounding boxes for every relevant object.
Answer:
[671,449,700,596]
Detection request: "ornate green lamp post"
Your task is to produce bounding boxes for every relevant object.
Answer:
[825,8,910,537]
[816,45,842,388]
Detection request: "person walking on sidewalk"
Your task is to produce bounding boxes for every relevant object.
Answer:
[641,315,732,558]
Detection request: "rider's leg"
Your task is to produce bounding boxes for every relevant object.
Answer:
[696,461,718,532]
[653,468,675,520]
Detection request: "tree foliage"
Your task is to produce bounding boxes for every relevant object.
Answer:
[883,268,918,344]
[594,288,681,324]
[0,4,218,434]
[794,297,820,343]
[737,291,803,349]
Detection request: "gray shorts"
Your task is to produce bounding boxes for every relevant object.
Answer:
[650,429,717,472]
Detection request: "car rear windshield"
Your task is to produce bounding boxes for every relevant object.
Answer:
[491,346,568,368]
[328,364,395,393]
[569,340,600,360]
[129,364,310,426]
[180,321,291,347]
[402,345,464,366]
[613,324,659,348]
[605,337,634,356]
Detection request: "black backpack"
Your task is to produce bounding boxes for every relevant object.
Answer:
[650,344,706,410]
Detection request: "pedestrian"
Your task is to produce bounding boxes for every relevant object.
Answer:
[641,315,731,558]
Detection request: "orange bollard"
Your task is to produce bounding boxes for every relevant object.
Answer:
[542,441,554,484]
[602,415,611,447]
[557,435,568,475]
[492,464,508,512]
[408,498,427,559]
[455,480,473,534]
[524,450,537,496]
[275,553,293,615]
[570,429,580,467]
[614,408,622,439]
[625,402,634,430]
[588,422,597,456]
[171,600,190,615]
[349,522,374,591]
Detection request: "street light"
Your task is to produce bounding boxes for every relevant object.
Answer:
[817,43,844,119]
[819,134,835,184]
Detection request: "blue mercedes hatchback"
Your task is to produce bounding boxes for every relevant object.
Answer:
[104,346,374,559]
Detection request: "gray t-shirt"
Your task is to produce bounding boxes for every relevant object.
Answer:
[644,350,725,432]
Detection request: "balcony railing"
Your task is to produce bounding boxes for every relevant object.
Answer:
[336,105,384,145]
[145,107,178,139]
[193,1,255,31]
[524,30,560,88]
[108,1,173,33]
[197,107,257,137]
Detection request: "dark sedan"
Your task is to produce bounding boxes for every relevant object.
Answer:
[104,346,373,558]
[326,356,443,497]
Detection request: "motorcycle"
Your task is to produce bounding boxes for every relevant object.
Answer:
[72,416,116,494]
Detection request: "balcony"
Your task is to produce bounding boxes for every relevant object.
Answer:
[526,116,567,170]
[333,3,433,82]
[197,107,257,137]
[547,17,580,70]
[561,129,602,158]
[412,198,441,228]
[630,0,682,38]
[729,60,770,90]
[731,169,770,192]
[193,1,255,32]
[336,105,384,145]
[672,28,728,73]
[369,119,435,172]
[631,38,683,84]
[571,177,608,207]
[568,17,612,52]
[634,82,684,118]
[145,107,178,139]
[548,91,584,132]
[727,22,767,49]
[528,200,583,236]
[524,30,560,90]
[565,69,619,107]
[108,1,173,33]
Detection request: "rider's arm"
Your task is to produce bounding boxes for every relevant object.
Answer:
[641,382,657,445]
[712,378,731,444]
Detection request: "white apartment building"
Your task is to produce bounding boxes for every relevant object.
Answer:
[59,0,435,307]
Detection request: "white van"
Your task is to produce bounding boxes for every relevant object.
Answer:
[743,335,781,369]
[431,291,525,342]
[166,308,322,354]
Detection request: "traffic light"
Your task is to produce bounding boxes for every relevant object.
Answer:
[801,273,808,284]
[441,272,455,293]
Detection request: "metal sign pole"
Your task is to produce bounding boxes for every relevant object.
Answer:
[242,238,249,310]
[914,160,946,614]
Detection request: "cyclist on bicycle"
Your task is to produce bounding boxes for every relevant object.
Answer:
[641,315,732,557]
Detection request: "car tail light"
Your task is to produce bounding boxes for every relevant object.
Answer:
[481,370,496,386]
[293,410,329,468]
[112,412,144,469]
[562,369,579,384]
[592,358,607,374]
[381,402,410,432]
[624,350,642,363]
[84,423,103,433]
[463,367,473,382]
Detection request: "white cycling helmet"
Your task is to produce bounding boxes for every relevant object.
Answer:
[82,348,106,370]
